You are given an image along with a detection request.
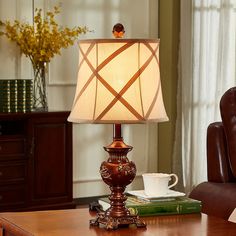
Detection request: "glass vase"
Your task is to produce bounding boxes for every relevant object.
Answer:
[32,62,48,111]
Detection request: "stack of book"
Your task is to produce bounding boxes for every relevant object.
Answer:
[0,79,32,112]
[98,190,202,217]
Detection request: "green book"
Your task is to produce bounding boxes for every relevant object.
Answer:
[0,79,32,113]
[98,196,202,216]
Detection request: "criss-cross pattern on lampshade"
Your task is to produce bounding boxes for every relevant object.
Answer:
[68,39,168,124]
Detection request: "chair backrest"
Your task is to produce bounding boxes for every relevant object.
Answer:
[220,87,236,178]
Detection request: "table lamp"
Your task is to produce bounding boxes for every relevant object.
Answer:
[68,24,168,230]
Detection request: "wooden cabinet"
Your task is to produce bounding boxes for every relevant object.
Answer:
[0,111,75,211]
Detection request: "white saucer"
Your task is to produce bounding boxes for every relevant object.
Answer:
[127,190,185,200]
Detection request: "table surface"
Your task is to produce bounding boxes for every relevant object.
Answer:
[0,208,235,236]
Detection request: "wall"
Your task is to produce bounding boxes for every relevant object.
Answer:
[0,0,160,198]
[158,0,180,173]
[0,0,32,81]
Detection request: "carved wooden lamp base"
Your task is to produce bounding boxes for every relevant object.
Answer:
[90,124,146,230]
[90,211,146,230]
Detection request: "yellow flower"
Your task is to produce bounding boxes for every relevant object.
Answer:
[0,6,88,67]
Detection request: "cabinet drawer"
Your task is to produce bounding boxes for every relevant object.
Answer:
[0,185,25,206]
[0,138,25,159]
[0,163,26,183]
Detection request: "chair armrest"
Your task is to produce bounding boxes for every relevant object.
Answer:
[207,122,235,182]
[189,182,236,219]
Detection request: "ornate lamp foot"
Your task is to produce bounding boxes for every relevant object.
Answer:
[90,211,146,230]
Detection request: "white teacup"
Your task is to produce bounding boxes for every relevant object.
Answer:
[142,173,178,196]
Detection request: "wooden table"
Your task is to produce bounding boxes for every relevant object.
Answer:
[0,208,235,236]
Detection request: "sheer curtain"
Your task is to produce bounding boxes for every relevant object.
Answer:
[175,0,236,194]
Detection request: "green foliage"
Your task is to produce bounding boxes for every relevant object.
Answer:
[0,6,88,67]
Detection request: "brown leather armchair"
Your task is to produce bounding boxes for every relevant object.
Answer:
[189,87,236,220]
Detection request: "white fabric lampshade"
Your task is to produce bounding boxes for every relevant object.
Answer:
[68,39,168,124]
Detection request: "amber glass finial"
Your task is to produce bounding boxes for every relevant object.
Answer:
[112,23,125,38]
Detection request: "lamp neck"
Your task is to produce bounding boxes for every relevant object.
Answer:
[113,124,122,140]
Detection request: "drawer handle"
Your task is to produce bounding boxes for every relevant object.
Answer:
[30,138,35,155]
[0,171,3,176]
[0,146,2,151]
[0,196,3,201]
